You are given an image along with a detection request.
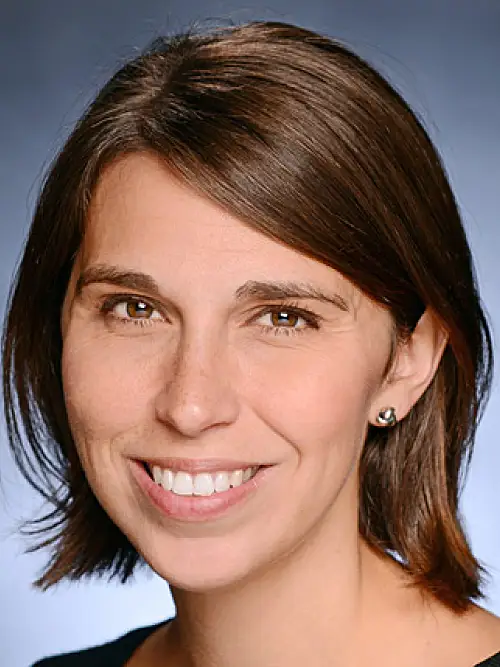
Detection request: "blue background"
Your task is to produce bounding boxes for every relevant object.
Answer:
[0,2,498,665]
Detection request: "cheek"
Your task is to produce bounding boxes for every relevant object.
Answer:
[242,339,381,451]
[61,328,164,443]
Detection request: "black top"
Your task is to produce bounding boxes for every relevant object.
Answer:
[31,622,166,666]
[32,621,500,666]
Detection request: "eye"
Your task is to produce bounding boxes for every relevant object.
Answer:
[100,296,165,326]
[255,305,319,335]
[267,310,303,328]
[114,299,163,320]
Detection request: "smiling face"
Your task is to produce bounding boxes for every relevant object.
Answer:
[61,152,397,591]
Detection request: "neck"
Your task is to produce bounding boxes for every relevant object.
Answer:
[165,498,407,667]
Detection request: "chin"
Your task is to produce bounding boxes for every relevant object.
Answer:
[149,557,258,594]
[136,533,272,594]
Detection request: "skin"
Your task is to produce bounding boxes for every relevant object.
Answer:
[61,153,500,666]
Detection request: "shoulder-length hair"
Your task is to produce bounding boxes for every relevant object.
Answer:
[2,21,493,611]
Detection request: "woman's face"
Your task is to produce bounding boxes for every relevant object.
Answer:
[62,153,395,590]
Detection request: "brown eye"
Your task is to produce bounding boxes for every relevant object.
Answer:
[254,305,319,335]
[126,300,155,318]
[270,310,300,327]
[110,299,163,322]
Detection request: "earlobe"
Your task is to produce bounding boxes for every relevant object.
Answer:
[369,309,448,425]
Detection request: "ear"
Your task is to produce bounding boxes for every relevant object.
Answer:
[369,309,448,426]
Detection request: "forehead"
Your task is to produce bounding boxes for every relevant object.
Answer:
[83,152,358,304]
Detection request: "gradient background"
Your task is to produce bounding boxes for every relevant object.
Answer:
[0,1,499,665]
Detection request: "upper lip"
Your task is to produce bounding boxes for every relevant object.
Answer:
[139,458,267,474]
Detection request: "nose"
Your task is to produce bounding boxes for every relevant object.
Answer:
[154,334,240,438]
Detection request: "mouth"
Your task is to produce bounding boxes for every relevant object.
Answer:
[132,460,272,522]
[142,461,262,497]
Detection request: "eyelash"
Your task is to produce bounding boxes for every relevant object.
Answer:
[252,302,320,336]
[98,294,321,336]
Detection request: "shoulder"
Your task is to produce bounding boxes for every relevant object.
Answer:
[437,604,500,667]
[477,652,500,667]
[31,621,167,666]
[470,607,500,666]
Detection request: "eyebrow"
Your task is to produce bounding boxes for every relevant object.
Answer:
[234,280,350,311]
[76,265,350,312]
[76,265,158,295]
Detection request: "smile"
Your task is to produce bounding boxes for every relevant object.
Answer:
[149,465,260,497]
[132,460,272,522]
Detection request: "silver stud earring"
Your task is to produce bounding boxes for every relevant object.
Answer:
[376,407,397,427]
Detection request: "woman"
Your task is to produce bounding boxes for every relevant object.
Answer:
[3,20,500,667]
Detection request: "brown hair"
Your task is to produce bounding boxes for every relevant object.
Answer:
[2,21,493,611]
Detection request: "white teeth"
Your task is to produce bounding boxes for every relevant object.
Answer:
[229,469,243,488]
[152,465,163,484]
[161,469,174,492]
[193,473,215,496]
[214,471,230,493]
[149,465,257,496]
[172,472,194,495]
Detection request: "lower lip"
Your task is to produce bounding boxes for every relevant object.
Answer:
[131,461,270,522]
